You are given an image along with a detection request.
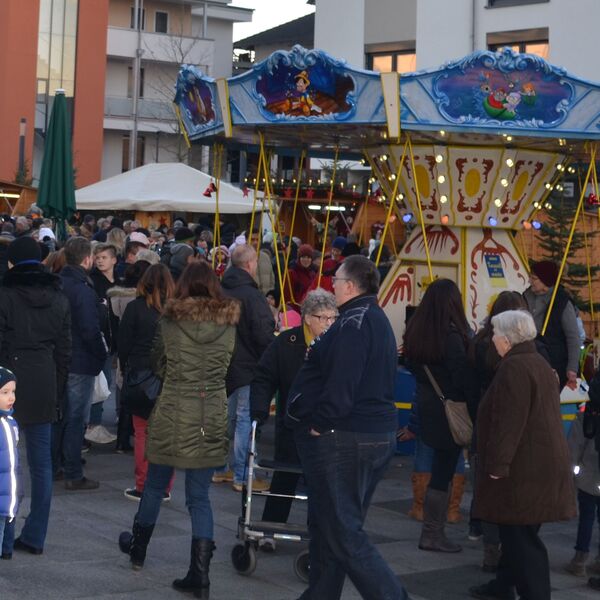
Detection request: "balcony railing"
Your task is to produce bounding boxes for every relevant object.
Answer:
[107,27,213,67]
[105,97,177,121]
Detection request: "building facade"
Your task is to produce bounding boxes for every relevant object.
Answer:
[313,0,599,78]
[0,0,251,190]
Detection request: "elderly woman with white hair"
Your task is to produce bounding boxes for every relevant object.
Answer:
[471,309,576,600]
[249,288,338,551]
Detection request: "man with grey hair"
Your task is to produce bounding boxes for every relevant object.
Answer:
[286,255,408,600]
[14,216,31,238]
[213,245,274,492]
[250,289,337,549]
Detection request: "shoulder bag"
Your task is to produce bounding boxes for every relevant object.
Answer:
[424,365,473,447]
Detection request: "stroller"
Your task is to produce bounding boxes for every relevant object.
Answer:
[230,420,310,582]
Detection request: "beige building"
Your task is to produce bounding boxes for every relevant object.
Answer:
[103,0,252,179]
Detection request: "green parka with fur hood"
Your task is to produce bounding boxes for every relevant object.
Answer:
[146,295,240,469]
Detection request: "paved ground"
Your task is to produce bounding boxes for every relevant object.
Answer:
[0,410,595,599]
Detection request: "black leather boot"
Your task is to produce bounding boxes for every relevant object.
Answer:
[419,488,462,553]
[173,538,215,596]
[119,520,155,570]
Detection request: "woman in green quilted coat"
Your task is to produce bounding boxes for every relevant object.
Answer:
[119,260,240,597]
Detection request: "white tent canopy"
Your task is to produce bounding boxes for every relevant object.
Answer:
[75,162,262,214]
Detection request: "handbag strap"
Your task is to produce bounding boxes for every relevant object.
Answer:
[423,365,446,403]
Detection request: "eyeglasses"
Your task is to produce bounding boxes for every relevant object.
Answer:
[311,314,337,324]
[332,276,351,285]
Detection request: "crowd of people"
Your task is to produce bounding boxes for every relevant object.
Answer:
[0,207,597,600]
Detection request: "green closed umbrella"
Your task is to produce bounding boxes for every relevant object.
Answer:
[37,89,76,241]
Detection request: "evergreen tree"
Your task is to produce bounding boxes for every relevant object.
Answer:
[536,196,599,312]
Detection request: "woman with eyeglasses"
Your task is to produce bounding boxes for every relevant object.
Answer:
[250,288,338,551]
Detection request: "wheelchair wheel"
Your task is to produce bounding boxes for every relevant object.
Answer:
[294,548,310,583]
[231,543,257,576]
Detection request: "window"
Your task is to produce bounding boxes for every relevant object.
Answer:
[488,0,549,6]
[127,66,145,98]
[122,135,145,172]
[130,6,146,30]
[155,11,168,34]
[367,50,416,74]
[489,40,549,60]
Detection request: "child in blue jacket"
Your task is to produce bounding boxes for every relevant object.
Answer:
[0,368,19,549]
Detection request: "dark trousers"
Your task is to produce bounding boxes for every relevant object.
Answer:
[262,427,301,524]
[294,429,408,600]
[429,445,462,491]
[575,489,600,553]
[496,524,550,600]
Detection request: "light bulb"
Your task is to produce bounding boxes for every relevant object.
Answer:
[506,158,514,168]
[574,465,581,475]
[494,198,502,208]
[533,201,540,209]
[435,154,443,163]
[500,178,508,187]
[402,213,413,223]
[488,216,497,226]
[437,175,445,184]
[439,130,446,136]
[441,215,449,225]
[532,220,541,230]
[545,183,552,190]
[440,195,448,204]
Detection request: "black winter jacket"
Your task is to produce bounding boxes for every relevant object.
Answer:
[286,294,397,434]
[0,264,71,425]
[118,296,162,420]
[250,325,307,431]
[60,265,107,376]
[221,267,274,395]
[409,329,478,450]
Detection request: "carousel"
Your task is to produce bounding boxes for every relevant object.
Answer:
[173,45,600,409]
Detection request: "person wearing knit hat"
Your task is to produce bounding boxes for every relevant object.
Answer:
[285,244,316,308]
[0,366,19,550]
[174,227,194,244]
[524,259,581,390]
[7,237,42,267]
[0,240,71,553]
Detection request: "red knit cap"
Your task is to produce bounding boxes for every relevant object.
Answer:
[531,260,559,287]
[298,244,314,258]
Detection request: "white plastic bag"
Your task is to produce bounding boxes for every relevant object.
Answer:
[92,372,110,404]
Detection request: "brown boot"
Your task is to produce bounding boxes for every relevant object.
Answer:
[408,473,431,521]
[447,474,466,524]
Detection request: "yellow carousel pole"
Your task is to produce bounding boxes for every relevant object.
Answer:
[542,147,596,336]
[280,150,306,301]
[581,206,596,335]
[249,143,267,250]
[259,132,288,326]
[211,144,223,268]
[317,147,340,289]
[376,140,408,266]
[407,135,434,282]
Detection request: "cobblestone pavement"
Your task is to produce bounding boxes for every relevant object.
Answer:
[0,416,593,599]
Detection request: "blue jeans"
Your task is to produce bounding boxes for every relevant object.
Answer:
[0,517,6,550]
[295,429,408,600]
[89,355,113,426]
[15,423,53,550]
[136,463,215,539]
[62,373,95,480]
[575,489,600,553]
[222,386,251,485]
[414,438,465,474]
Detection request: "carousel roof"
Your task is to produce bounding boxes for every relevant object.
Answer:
[174,45,600,158]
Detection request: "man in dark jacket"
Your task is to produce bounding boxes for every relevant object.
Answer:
[286,255,408,600]
[0,236,71,554]
[524,260,581,390]
[55,237,107,490]
[213,244,274,491]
